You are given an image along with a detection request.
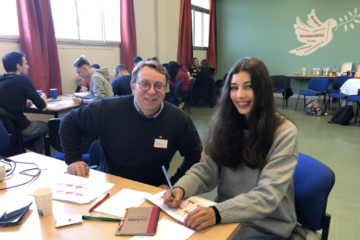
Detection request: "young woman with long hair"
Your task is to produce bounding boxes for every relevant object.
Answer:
[163,57,298,240]
[189,57,200,77]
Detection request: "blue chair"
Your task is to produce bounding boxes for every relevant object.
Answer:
[295,78,329,111]
[89,139,101,166]
[271,75,291,109]
[347,93,360,124]
[294,153,335,240]
[167,81,183,105]
[0,121,11,154]
[326,76,351,110]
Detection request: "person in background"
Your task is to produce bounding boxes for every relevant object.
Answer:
[168,61,191,91]
[0,51,48,153]
[163,57,298,240]
[197,59,215,79]
[72,56,114,105]
[188,58,200,77]
[111,64,132,96]
[192,59,216,107]
[60,60,202,189]
[132,56,143,67]
[79,63,101,92]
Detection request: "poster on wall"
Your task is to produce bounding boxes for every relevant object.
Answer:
[289,8,359,56]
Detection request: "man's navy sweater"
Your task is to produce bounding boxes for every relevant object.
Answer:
[59,95,202,186]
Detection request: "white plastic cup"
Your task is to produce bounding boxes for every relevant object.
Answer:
[33,188,52,217]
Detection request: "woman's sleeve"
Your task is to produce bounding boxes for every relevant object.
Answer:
[174,151,221,198]
[215,121,298,223]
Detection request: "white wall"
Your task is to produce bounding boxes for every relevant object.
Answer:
[134,0,180,64]
[193,49,207,63]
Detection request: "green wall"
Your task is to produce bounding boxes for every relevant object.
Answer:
[216,0,360,93]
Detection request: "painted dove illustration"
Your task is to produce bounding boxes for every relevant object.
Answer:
[289,9,337,56]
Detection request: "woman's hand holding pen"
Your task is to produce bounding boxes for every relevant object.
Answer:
[163,187,184,208]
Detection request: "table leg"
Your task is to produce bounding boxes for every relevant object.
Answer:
[54,112,59,118]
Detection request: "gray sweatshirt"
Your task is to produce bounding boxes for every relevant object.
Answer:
[83,68,114,100]
[174,120,298,238]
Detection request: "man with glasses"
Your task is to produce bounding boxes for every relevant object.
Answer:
[59,60,202,189]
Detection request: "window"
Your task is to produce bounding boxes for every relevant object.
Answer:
[50,0,120,44]
[191,1,209,48]
[0,0,19,38]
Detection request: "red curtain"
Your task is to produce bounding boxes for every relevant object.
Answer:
[120,0,137,73]
[177,0,193,69]
[207,0,217,73]
[16,0,62,95]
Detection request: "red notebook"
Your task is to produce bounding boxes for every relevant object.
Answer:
[115,207,160,236]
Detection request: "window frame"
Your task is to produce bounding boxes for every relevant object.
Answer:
[191,5,209,50]
[0,0,120,47]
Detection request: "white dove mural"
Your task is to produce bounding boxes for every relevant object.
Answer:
[289,8,360,56]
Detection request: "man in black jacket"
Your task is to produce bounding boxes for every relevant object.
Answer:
[0,51,48,153]
[60,60,202,188]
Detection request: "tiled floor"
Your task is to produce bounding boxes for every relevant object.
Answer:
[168,97,360,240]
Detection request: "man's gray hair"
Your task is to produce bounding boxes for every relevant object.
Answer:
[131,60,169,86]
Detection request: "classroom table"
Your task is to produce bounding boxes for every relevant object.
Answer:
[24,95,81,118]
[0,153,242,240]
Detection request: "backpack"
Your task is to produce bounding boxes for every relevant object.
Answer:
[328,105,354,125]
[305,98,323,116]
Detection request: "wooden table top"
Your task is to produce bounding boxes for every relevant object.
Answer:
[0,153,241,240]
[29,95,80,112]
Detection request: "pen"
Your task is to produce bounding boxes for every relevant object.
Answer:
[118,208,128,231]
[64,165,97,174]
[89,193,110,212]
[161,165,176,198]
[82,215,121,222]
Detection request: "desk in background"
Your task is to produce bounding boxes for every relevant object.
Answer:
[285,75,360,94]
[0,153,241,240]
[24,95,80,118]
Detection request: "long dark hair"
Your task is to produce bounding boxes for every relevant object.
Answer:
[167,61,182,80]
[204,57,285,169]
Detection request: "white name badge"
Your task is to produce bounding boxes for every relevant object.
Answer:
[154,139,168,149]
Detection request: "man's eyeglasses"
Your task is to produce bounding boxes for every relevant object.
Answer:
[136,82,166,93]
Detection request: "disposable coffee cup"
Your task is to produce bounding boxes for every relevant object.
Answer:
[50,88,57,99]
[352,71,355,77]
[33,188,52,217]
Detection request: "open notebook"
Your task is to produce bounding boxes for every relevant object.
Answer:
[146,191,216,223]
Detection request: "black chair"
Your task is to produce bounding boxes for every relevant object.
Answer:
[89,139,101,167]
[294,153,335,240]
[271,75,292,109]
[46,118,89,162]
[179,79,196,115]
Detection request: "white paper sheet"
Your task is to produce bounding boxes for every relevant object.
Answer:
[130,219,195,240]
[28,174,114,204]
[95,189,152,218]
[146,191,216,223]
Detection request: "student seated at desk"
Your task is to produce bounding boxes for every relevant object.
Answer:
[163,57,298,240]
[111,64,132,96]
[0,51,48,154]
[72,56,114,105]
[79,63,101,92]
[60,60,202,189]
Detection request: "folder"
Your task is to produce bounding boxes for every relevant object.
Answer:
[115,207,160,236]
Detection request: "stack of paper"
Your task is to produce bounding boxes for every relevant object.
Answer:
[51,174,114,204]
[95,189,152,218]
[130,219,195,240]
[146,191,216,223]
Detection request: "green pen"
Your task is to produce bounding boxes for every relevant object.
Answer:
[82,215,121,222]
